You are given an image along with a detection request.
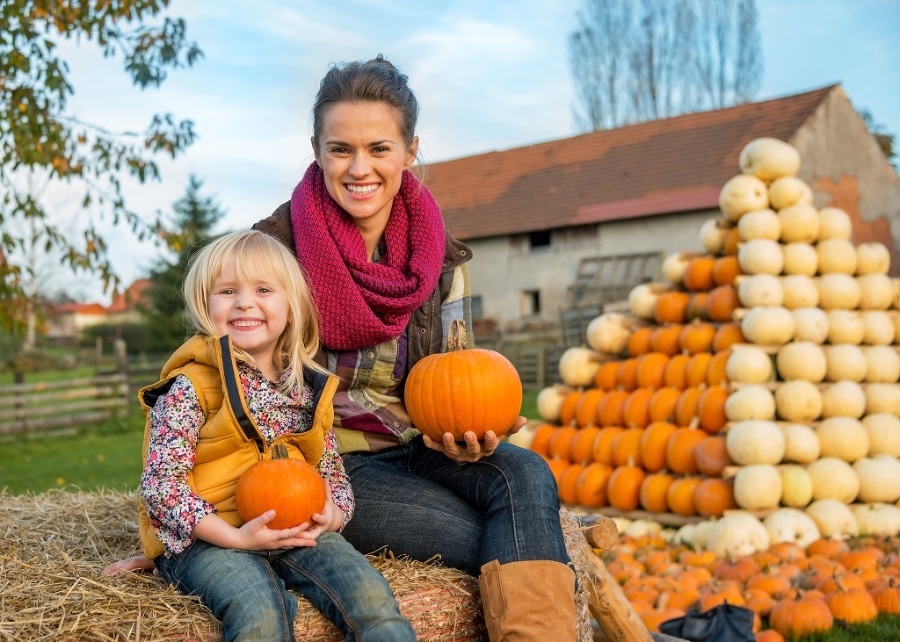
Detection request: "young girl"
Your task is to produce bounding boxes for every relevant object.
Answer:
[132,230,415,642]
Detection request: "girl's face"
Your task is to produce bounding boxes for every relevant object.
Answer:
[313,101,418,229]
[208,259,289,375]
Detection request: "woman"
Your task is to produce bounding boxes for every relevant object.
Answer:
[253,55,576,640]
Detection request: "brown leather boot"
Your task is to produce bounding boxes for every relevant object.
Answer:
[478,559,577,641]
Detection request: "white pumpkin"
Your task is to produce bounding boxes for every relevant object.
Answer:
[724,385,776,421]
[820,380,867,419]
[893,279,900,310]
[536,385,572,422]
[817,207,853,241]
[506,421,538,449]
[706,512,771,560]
[861,310,896,345]
[629,282,668,320]
[775,380,823,423]
[807,457,860,503]
[733,465,782,510]
[857,273,895,310]
[776,342,826,382]
[777,466,815,509]
[673,523,698,547]
[864,345,900,383]
[739,137,801,182]
[737,274,784,308]
[825,310,865,345]
[824,344,867,382]
[805,499,859,537]
[854,455,900,503]
[852,502,900,536]
[778,203,820,243]
[719,174,769,222]
[725,345,774,383]
[624,519,664,539]
[586,312,636,354]
[699,218,731,255]
[768,176,814,211]
[738,209,781,241]
[737,239,784,275]
[764,507,820,546]
[782,275,820,309]
[816,417,869,463]
[855,242,891,275]
[817,273,861,310]
[740,306,795,346]
[861,413,900,457]
[726,419,785,465]
[865,383,900,416]
[661,252,692,286]
[792,306,829,344]
[558,347,601,387]
[781,242,819,277]
[816,238,858,275]
[781,423,821,464]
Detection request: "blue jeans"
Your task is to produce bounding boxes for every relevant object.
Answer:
[341,438,570,576]
[156,533,415,642]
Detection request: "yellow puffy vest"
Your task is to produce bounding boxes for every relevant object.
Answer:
[137,335,338,560]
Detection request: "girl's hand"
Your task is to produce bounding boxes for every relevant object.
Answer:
[232,510,318,549]
[422,416,526,462]
[102,554,157,576]
[296,484,344,541]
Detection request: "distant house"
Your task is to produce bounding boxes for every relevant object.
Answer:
[422,85,900,336]
[46,279,152,342]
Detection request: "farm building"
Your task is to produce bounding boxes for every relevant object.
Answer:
[423,85,900,344]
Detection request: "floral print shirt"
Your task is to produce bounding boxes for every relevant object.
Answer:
[141,361,353,555]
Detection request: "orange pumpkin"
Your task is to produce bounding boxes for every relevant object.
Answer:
[639,420,677,473]
[616,358,640,391]
[597,389,630,427]
[611,427,645,468]
[592,426,625,465]
[685,292,710,322]
[666,476,702,516]
[545,456,571,484]
[635,352,670,390]
[574,389,604,428]
[607,464,645,511]
[235,443,327,529]
[654,291,691,325]
[569,426,601,464]
[769,595,833,639]
[622,388,653,428]
[666,427,706,474]
[697,385,729,434]
[648,387,681,424]
[547,425,579,462]
[705,284,739,323]
[639,472,674,513]
[825,586,878,624]
[559,390,583,427]
[674,387,703,427]
[627,326,655,357]
[693,435,733,476]
[557,462,585,504]
[692,477,737,517]
[712,255,741,286]
[683,256,716,291]
[869,577,900,615]
[575,462,613,508]
[405,348,522,440]
[679,322,716,355]
[650,324,684,356]
[713,322,745,352]
[663,353,691,389]
[595,360,621,391]
[706,350,730,386]
[528,423,557,458]
[685,352,713,388]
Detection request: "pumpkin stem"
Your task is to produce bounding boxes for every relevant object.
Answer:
[447,319,469,351]
[272,443,289,460]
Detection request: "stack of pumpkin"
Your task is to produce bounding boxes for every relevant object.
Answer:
[522,137,900,551]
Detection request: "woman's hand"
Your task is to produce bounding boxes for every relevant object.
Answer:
[422,416,527,462]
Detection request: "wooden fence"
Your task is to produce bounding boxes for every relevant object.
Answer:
[0,374,131,436]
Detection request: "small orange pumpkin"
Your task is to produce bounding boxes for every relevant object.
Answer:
[405,347,522,440]
[235,443,326,529]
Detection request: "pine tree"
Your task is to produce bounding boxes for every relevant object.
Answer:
[141,176,224,353]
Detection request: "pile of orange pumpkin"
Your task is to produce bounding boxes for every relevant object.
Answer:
[604,528,900,638]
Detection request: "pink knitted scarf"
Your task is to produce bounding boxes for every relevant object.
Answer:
[290,162,446,351]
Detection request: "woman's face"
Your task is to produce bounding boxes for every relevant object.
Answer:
[314,101,418,229]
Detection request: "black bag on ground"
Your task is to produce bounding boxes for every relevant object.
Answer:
[658,602,755,642]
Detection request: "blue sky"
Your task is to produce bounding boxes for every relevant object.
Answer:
[52,0,900,302]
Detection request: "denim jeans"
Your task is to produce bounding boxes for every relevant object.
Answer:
[341,438,570,576]
[156,533,415,642]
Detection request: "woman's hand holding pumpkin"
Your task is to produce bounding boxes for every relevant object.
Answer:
[423,416,527,462]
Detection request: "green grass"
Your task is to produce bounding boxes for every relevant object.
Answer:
[521,388,539,420]
[787,615,900,641]
[0,409,145,495]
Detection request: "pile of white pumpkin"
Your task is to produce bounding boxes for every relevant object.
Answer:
[536,137,900,557]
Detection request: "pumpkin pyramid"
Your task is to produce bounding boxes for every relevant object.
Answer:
[525,137,900,545]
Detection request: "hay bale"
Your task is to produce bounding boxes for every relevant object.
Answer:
[0,489,596,641]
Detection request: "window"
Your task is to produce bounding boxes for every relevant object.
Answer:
[528,230,551,249]
[471,295,484,320]
[520,290,541,317]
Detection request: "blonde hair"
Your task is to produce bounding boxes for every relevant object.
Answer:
[183,230,326,393]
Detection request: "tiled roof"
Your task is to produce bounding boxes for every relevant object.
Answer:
[423,85,837,240]
[106,278,152,313]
